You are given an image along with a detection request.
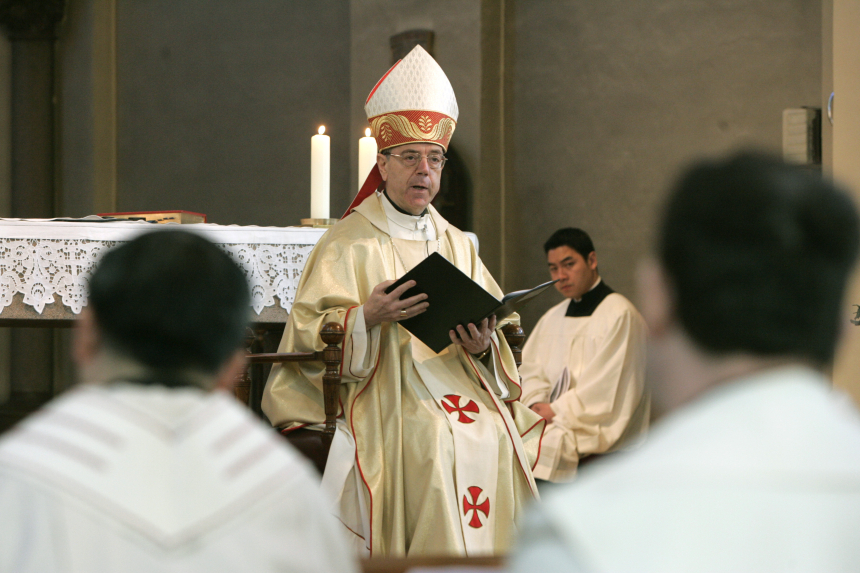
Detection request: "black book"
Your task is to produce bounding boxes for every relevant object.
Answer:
[385,252,557,353]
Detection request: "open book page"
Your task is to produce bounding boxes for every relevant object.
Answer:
[492,279,558,322]
[500,281,556,305]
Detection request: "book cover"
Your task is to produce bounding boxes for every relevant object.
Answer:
[386,252,556,353]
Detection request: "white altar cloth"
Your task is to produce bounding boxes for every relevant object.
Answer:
[0,220,327,317]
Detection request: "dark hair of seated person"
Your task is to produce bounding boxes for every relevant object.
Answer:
[544,227,596,259]
[87,230,250,379]
[659,151,860,366]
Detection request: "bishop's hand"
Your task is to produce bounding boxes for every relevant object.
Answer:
[450,314,497,357]
[364,279,429,328]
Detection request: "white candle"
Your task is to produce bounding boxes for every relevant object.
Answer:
[358,127,378,189]
[311,125,330,219]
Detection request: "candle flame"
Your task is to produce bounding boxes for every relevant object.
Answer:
[318,126,325,135]
[365,128,371,137]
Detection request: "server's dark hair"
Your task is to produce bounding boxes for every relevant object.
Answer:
[87,230,250,375]
[659,152,859,364]
[544,228,595,258]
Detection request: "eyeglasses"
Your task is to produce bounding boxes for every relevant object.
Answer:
[385,152,447,170]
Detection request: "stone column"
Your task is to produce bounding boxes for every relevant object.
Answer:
[476,0,514,284]
[0,32,10,404]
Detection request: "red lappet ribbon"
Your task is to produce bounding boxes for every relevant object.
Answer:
[342,163,384,219]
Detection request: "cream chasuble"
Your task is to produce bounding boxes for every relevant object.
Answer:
[263,193,544,557]
[521,290,648,483]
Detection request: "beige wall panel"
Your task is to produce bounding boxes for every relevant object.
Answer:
[831,0,860,404]
[475,0,509,280]
[0,34,8,217]
[56,0,98,218]
[822,0,833,170]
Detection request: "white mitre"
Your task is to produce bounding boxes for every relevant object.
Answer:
[364,45,459,152]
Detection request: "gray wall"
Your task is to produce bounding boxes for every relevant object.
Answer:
[59,0,351,226]
[115,1,350,226]
[509,0,822,332]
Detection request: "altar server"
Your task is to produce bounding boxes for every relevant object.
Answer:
[521,228,648,482]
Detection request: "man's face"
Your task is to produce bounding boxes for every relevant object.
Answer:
[547,245,599,300]
[377,142,444,215]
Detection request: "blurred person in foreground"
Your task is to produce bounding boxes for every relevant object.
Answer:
[509,152,860,572]
[0,230,357,573]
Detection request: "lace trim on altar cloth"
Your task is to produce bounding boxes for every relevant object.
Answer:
[0,239,315,316]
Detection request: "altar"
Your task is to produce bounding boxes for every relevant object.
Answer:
[0,220,328,429]
[0,219,329,326]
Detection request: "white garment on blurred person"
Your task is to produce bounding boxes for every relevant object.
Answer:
[0,382,358,573]
[510,366,860,572]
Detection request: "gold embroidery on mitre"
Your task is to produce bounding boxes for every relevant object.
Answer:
[371,114,456,144]
[418,115,433,133]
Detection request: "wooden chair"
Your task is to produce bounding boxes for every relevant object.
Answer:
[236,322,525,475]
[360,555,504,572]
[234,322,344,474]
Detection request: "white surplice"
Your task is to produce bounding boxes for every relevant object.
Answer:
[0,383,357,573]
[520,289,648,482]
[509,366,860,572]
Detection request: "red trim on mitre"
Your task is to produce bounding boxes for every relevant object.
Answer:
[366,60,402,105]
[342,164,384,219]
[369,110,455,152]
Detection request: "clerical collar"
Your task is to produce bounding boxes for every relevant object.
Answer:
[384,189,428,217]
[380,191,435,239]
[566,279,615,317]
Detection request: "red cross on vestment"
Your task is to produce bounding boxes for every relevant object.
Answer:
[441,394,480,424]
[462,486,490,529]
